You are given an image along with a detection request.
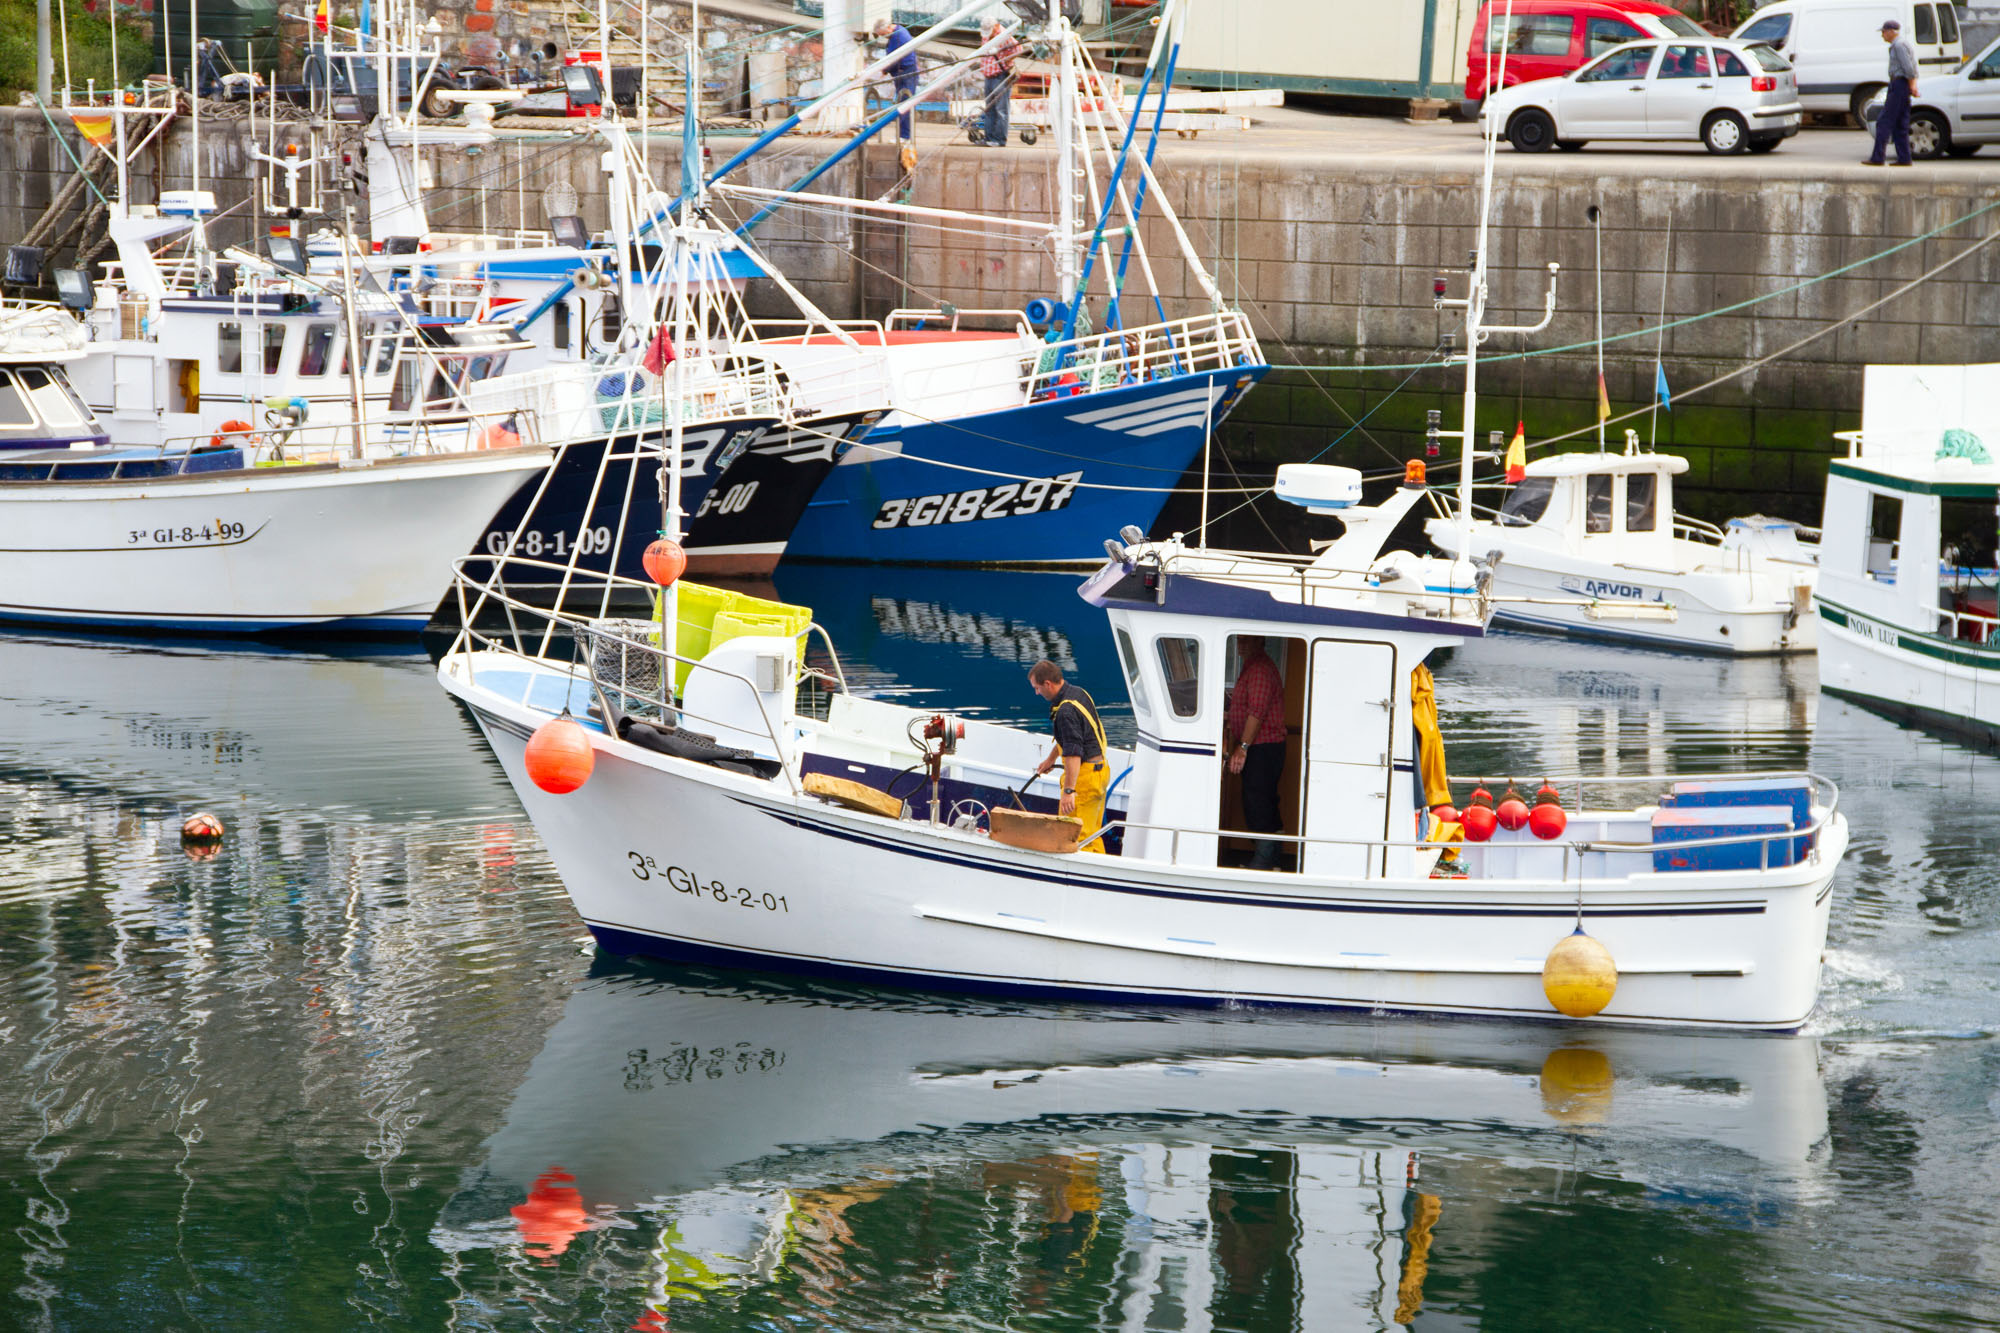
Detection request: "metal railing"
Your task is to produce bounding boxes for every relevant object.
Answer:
[1933,601,2000,646]
[444,564,810,796]
[1023,310,1263,400]
[150,407,544,467]
[461,356,791,445]
[1107,769,1838,876]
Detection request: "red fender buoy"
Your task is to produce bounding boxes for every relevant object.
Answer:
[1496,781,1530,832]
[1461,803,1497,842]
[525,716,594,794]
[1530,780,1568,840]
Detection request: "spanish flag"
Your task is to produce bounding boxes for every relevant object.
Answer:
[1504,420,1526,484]
[1596,371,1611,423]
[314,0,329,32]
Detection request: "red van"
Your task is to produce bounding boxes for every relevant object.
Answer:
[1464,0,1710,117]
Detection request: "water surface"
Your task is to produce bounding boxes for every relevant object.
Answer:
[0,587,1995,1331]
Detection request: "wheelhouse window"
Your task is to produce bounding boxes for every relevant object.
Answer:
[1866,492,1902,581]
[1116,628,1152,719]
[1156,636,1201,718]
[0,371,34,428]
[217,321,242,374]
[553,299,571,352]
[372,326,399,376]
[18,367,85,426]
[299,324,337,377]
[262,323,287,376]
[1585,474,1614,533]
[1626,473,1658,532]
[1496,476,1554,526]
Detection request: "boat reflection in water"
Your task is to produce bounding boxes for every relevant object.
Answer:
[434,964,1829,1328]
[770,563,1127,739]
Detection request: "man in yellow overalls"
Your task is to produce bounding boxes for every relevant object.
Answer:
[1030,659,1110,853]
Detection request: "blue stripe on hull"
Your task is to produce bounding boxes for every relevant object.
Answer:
[0,606,425,635]
[783,367,1267,564]
[580,922,1803,1029]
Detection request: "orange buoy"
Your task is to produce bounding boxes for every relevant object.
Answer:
[1529,780,1568,840]
[209,419,253,450]
[525,716,594,794]
[641,537,686,587]
[1496,781,1530,832]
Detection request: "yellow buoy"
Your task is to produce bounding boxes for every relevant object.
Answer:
[1542,929,1618,1018]
[1539,1046,1615,1124]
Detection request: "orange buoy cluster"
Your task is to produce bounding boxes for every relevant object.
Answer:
[1460,785,1497,841]
[641,536,686,587]
[525,716,595,794]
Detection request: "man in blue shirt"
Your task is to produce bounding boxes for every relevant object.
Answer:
[1865,18,1918,166]
[874,18,920,141]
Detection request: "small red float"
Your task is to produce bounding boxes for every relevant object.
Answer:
[180,812,225,844]
[641,537,686,587]
[1496,781,1530,832]
[525,716,594,794]
[1430,802,1459,827]
[1529,779,1568,840]
[1461,803,1498,841]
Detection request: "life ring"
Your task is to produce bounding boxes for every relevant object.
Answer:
[209,419,254,451]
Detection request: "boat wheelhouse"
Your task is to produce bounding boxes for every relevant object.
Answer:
[1425,440,1819,655]
[1815,363,2000,747]
[0,301,108,452]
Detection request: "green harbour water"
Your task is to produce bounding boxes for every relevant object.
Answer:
[0,569,1996,1330]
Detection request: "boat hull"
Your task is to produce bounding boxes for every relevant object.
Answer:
[447,669,1843,1031]
[1430,523,1816,655]
[1817,598,2000,748]
[783,368,1266,565]
[683,409,882,577]
[0,448,547,632]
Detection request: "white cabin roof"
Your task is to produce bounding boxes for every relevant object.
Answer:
[1525,451,1688,479]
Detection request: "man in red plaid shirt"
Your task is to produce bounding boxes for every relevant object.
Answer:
[979,21,1022,148]
[1225,636,1289,870]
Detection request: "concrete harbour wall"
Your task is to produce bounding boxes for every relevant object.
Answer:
[3,107,1989,532]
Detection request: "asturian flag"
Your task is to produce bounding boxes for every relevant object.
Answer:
[1504,420,1526,484]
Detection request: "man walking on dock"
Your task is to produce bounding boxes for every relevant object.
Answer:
[1865,18,1917,166]
[876,18,920,141]
[980,20,1022,147]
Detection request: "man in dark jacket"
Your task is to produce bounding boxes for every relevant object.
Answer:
[874,18,920,141]
[1865,18,1918,166]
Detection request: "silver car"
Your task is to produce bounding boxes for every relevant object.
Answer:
[1485,37,1805,153]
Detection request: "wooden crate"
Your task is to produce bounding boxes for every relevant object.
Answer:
[989,807,1082,854]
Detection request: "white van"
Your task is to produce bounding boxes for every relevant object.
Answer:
[1731,0,1961,119]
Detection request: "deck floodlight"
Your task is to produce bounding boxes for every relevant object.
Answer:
[266,236,306,273]
[1119,524,1144,546]
[5,246,44,286]
[53,268,92,311]
[549,215,589,249]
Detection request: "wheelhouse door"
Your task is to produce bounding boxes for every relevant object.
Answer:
[1302,639,1397,879]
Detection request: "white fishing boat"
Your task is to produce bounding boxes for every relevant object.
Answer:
[1814,363,2000,747]
[1424,437,1821,656]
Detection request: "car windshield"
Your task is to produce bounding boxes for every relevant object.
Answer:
[1658,13,1705,36]
[1736,13,1791,44]
[1748,43,1790,71]
[1967,38,2000,76]
[1577,45,1655,80]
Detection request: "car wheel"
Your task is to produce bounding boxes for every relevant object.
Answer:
[421,86,454,119]
[1947,142,1982,157]
[1849,83,1884,126]
[1507,108,1556,153]
[1909,110,1949,159]
[1555,139,1588,151]
[1747,137,1780,153]
[1702,111,1748,155]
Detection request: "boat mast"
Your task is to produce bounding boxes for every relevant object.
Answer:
[1053,8,1077,312]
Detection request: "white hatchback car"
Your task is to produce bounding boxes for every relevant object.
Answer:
[1484,37,1805,153]
[1859,34,2000,157]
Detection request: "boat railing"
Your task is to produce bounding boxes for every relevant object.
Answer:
[1126,544,1491,619]
[443,565,805,795]
[147,406,545,466]
[884,307,1035,338]
[1933,601,2000,646]
[1674,515,1728,545]
[1109,769,1840,874]
[460,357,790,442]
[1023,310,1264,402]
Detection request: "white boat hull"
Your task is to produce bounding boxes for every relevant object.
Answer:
[445,660,1844,1031]
[1817,599,2000,747]
[1431,523,1816,655]
[0,448,547,632]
